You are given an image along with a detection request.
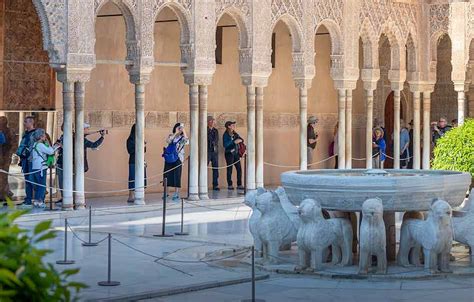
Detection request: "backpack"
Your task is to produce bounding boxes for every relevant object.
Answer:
[237,142,246,158]
[162,136,183,164]
[33,142,55,168]
[0,131,6,145]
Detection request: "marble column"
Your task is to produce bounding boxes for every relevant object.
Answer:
[46,111,54,138]
[61,82,74,210]
[299,86,308,170]
[337,89,346,169]
[134,83,146,205]
[412,91,421,169]
[365,89,374,169]
[188,84,199,200]
[256,87,264,188]
[198,85,209,199]
[422,92,431,170]
[246,86,256,190]
[345,89,353,169]
[457,90,465,126]
[18,112,25,145]
[393,90,401,169]
[73,82,86,209]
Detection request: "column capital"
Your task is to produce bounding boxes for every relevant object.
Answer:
[361,68,380,91]
[388,69,407,88]
[129,72,151,85]
[453,81,469,92]
[333,79,357,91]
[241,75,269,88]
[184,73,213,86]
[294,78,312,90]
[57,70,91,83]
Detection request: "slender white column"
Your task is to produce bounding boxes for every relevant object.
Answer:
[365,89,374,169]
[18,112,25,145]
[134,83,146,205]
[337,89,346,169]
[413,91,421,169]
[345,89,353,169]
[422,92,431,170]
[46,111,54,137]
[246,86,256,190]
[62,82,74,210]
[188,84,199,200]
[393,90,401,169]
[74,82,86,209]
[256,87,264,188]
[299,86,308,170]
[198,85,208,199]
[457,90,465,125]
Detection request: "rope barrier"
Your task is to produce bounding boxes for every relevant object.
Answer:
[183,200,250,213]
[208,157,243,170]
[264,155,336,169]
[381,152,414,161]
[67,223,108,245]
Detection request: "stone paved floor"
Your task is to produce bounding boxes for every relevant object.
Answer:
[12,192,474,302]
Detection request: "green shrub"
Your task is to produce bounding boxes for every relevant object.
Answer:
[432,118,474,176]
[0,202,86,301]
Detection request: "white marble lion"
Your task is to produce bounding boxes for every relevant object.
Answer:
[358,198,387,274]
[398,199,453,273]
[251,187,300,264]
[453,190,474,266]
[296,198,353,272]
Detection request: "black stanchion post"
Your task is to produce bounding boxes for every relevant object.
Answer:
[244,154,247,195]
[56,218,75,265]
[98,233,120,286]
[154,177,173,237]
[186,156,190,199]
[241,246,265,302]
[174,198,189,236]
[82,206,98,247]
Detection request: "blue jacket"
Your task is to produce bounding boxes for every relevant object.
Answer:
[223,131,243,154]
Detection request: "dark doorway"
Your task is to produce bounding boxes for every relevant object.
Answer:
[384,91,405,168]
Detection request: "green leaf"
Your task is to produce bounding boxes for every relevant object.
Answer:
[33,220,52,235]
[61,268,80,277]
[34,231,57,243]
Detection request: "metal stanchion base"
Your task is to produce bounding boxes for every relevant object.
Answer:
[153,234,174,237]
[241,299,265,302]
[44,208,60,212]
[98,281,120,286]
[82,242,98,247]
[56,260,75,265]
[174,232,189,236]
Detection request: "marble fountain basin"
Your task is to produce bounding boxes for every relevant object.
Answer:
[281,169,471,212]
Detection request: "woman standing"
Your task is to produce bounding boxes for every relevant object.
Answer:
[400,119,410,169]
[126,124,147,203]
[31,129,60,208]
[163,123,189,201]
[372,127,386,169]
[223,121,244,190]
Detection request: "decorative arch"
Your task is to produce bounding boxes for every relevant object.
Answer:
[406,33,418,73]
[316,19,343,56]
[430,30,450,65]
[216,7,250,49]
[380,20,404,70]
[31,0,66,64]
[154,2,192,45]
[359,18,378,69]
[272,13,304,53]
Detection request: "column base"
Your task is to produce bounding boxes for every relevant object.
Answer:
[61,204,74,211]
[134,198,146,205]
[75,204,86,210]
[188,193,200,201]
[199,193,209,200]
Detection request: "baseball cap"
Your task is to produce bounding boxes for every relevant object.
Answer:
[307,116,318,124]
[225,121,236,128]
[207,116,215,122]
[83,123,90,129]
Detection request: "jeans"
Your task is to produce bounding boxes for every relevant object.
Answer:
[32,169,46,202]
[208,152,219,188]
[225,152,242,187]
[21,159,33,204]
[57,166,63,198]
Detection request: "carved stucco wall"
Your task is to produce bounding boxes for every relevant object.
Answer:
[2,0,54,110]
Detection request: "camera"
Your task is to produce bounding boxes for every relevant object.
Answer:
[99,129,109,135]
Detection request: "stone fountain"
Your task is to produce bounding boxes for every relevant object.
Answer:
[245,169,472,278]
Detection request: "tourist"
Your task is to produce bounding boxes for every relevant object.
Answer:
[372,127,386,169]
[16,116,36,206]
[163,123,189,201]
[83,123,106,173]
[126,124,147,203]
[408,120,414,169]
[400,119,410,169]
[432,117,452,146]
[223,121,244,190]
[307,116,319,169]
[207,116,219,191]
[0,116,16,202]
[374,118,386,141]
[451,118,458,128]
[30,129,60,208]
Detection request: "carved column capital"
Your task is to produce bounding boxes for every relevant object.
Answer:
[129,72,151,85]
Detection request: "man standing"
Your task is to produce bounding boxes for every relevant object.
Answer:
[432,117,452,146]
[0,116,17,201]
[207,116,219,191]
[307,116,319,168]
[16,116,36,206]
[223,121,244,191]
